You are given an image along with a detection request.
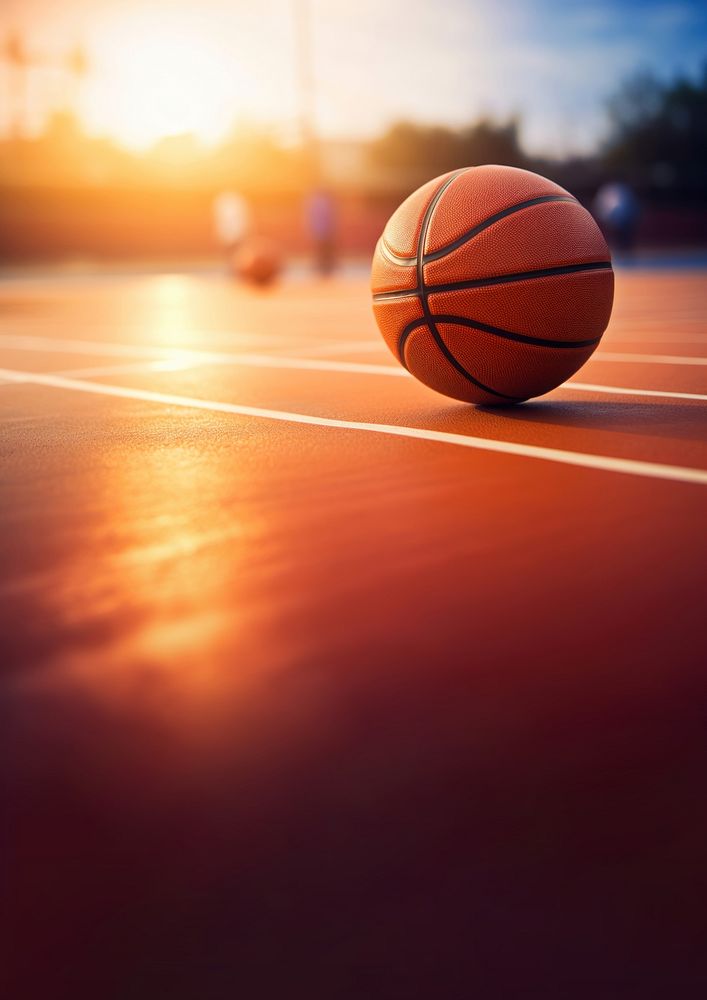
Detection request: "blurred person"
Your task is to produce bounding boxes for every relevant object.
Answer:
[593,180,640,256]
[212,190,251,259]
[305,187,337,275]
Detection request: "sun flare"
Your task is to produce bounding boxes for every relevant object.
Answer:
[85,13,254,149]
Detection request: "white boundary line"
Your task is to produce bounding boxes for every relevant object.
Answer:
[296,347,707,368]
[0,333,262,362]
[0,334,404,375]
[1,367,705,486]
[1,333,705,403]
[258,341,707,366]
[298,334,707,365]
[596,351,707,366]
[3,332,707,369]
[45,360,707,403]
[564,382,706,402]
[56,359,192,378]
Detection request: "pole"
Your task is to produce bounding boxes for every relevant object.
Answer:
[293,0,319,182]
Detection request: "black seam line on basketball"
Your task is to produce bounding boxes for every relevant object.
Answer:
[394,170,466,370]
[423,195,577,262]
[407,315,602,349]
[397,321,421,365]
[374,260,613,302]
[403,169,464,368]
[414,169,521,402]
[396,319,520,402]
[388,169,468,272]
[416,170,466,308]
[425,261,613,294]
[378,195,576,267]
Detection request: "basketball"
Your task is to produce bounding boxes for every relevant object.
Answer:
[232,237,282,287]
[371,165,614,405]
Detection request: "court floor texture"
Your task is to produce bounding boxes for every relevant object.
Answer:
[1,266,706,997]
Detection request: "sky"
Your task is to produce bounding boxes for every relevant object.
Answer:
[1,0,706,155]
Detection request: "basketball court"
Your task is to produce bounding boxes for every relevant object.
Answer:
[2,263,707,995]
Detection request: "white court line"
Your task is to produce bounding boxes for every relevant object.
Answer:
[0,332,306,360]
[49,359,707,403]
[1,333,706,402]
[0,334,200,362]
[564,383,706,402]
[595,351,707,366]
[196,354,405,376]
[5,333,707,369]
[310,346,707,367]
[275,340,707,365]
[52,354,410,378]
[0,333,393,373]
[56,359,193,378]
[1,367,705,487]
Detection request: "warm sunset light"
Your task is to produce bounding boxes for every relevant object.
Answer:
[84,12,257,148]
[5,0,705,154]
[2,1,707,998]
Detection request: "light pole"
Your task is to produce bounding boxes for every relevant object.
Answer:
[292,0,320,182]
[3,31,29,138]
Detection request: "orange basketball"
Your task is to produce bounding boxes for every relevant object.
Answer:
[232,237,282,287]
[371,165,614,405]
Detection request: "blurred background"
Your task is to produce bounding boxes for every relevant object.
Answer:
[1,0,706,268]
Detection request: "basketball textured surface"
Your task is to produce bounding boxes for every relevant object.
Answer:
[372,165,614,404]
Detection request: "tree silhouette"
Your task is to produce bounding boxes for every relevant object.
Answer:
[604,66,707,200]
[369,118,528,184]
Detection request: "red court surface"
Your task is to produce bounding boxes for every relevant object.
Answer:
[1,266,706,997]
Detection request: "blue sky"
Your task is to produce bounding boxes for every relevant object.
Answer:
[313,0,707,153]
[2,0,706,154]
